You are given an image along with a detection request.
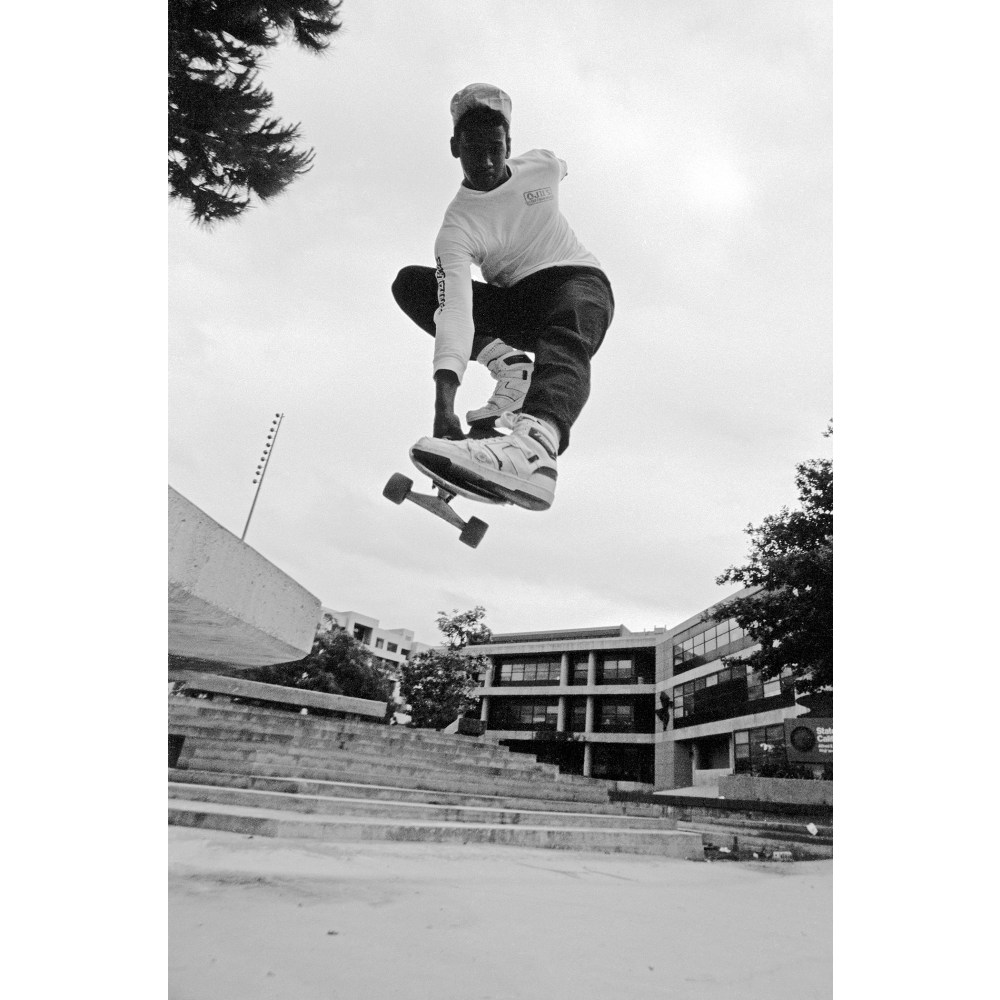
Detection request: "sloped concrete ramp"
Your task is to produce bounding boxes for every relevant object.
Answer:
[168,487,321,668]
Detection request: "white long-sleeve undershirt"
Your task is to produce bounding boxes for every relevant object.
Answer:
[432,148,601,381]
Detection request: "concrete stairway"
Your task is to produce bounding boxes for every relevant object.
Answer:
[169,698,704,859]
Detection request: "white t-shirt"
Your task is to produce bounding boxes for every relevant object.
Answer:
[432,148,602,381]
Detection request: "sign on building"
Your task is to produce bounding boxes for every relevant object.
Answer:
[784,717,833,764]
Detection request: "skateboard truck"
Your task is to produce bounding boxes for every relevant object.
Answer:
[383,473,490,548]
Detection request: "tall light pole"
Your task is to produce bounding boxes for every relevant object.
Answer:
[241,412,284,542]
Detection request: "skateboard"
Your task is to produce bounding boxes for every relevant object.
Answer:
[382,466,506,548]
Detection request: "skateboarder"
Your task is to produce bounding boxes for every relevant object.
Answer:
[391,83,614,511]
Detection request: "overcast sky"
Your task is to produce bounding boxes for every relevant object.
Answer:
[168,0,832,647]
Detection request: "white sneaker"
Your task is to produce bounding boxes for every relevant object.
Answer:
[466,340,533,427]
[410,413,558,511]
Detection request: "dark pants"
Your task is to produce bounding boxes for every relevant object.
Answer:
[391,264,614,454]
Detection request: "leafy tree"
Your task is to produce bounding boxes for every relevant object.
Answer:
[398,651,480,730]
[249,620,394,705]
[713,424,833,694]
[400,609,492,729]
[168,1,343,224]
[435,605,493,650]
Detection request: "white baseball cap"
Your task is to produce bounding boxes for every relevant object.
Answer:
[450,83,512,127]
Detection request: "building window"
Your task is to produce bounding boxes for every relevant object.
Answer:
[747,666,795,703]
[600,657,633,684]
[387,643,398,654]
[734,729,751,770]
[490,699,559,730]
[598,700,635,732]
[401,649,410,658]
[671,617,751,674]
[571,656,590,685]
[734,724,787,774]
[672,662,796,728]
[568,699,587,732]
[591,745,653,783]
[497,658,561,686]
[375,638,384,649]
[353,624,373,644]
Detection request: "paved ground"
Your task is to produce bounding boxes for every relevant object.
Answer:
[169,827,831,1000]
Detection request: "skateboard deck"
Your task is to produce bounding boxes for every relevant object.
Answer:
[384,428,527,547]
[383,461,508,548]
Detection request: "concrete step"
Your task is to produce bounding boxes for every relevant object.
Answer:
[175,754,610,804]
[168,701,523,761]
[168,781,678,831]
[169,700,601,785]
[169,769,666,819]
[169,719,562,779]
[167,798,705,859]
[170,699,516,760]
[174,733,575,787]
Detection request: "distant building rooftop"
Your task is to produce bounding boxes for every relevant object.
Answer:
[479,626,634,645]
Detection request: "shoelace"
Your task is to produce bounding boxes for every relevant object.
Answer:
[496,411,518,433]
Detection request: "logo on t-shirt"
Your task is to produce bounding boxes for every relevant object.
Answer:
[523,187,553,206]
[434,256,446,308]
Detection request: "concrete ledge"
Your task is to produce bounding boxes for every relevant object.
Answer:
[172,727,557,776]
[177,672,387,720]
[693,768,730,788]
[718,775,833,807]
[167,800,704,859]
[169,700,533,758]
[171,754,608,804]
[167,783,676,831]
[168,706,521,765]
[168,487,321,667]
[169,769,668,818]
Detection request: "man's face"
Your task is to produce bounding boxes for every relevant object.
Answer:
[451,124,510,191]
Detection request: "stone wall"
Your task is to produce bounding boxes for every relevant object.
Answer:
[718,774,833,806]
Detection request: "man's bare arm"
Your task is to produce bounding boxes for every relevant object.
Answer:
[433,370,465,439]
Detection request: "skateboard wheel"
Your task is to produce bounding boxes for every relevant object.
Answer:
[459,516,488,548]
[383,473,413,504]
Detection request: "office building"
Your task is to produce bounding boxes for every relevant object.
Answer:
[470,589,824,791]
